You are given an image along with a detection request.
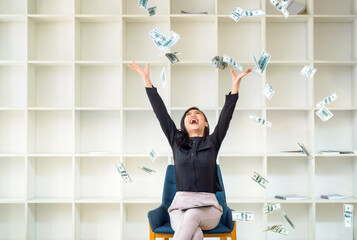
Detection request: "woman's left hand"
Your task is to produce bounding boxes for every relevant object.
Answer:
[230,68,252,94]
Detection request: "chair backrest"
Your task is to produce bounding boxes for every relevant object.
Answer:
[161,164,227,207]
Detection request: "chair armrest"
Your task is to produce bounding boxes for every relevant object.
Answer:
[220,203,235,231]
[147,204,170,231]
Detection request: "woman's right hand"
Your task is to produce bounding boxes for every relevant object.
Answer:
[127,60,152,87]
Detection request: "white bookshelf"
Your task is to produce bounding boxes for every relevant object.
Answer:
[0,0,356,239]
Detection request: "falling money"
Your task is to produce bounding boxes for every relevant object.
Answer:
[283,211,296,229]
[138,166,156,174]
[316,106,333,122]
[251,51,271,75]
[161,68,166,88]
[264,225,289,235]
[147,6,156,16]
[138,0,148,9]
[229,6,265,22]
[315,93,337,108]
[263,82,275,100]
[264,203,281,214]
[229,6,244,22]
[252,171,270,188]
[297,142,313,160]
[223,54,243,71]
[149,28,180,51]
[300,65,317,78]
[344,204,353,228]
[211,56,228,70]
[249,114,272,128]
[115,163,132,183]
[270,0,290,18]
[232,211,254,221]
[149,149,156,161]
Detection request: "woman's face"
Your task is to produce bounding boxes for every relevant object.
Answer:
[184,109,208,136]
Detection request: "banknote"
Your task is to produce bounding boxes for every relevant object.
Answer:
[149,149,156,161]
[251,51,270,75]
[283,211,296,229]
[270,0,290,18]
[252,171,269,188]
[165,52,180,64]
[242,9,265,17]
[223,54,243,71]
[161,68,166,88]
[115,163,132,183]
[138,166,156,174]
[229,6,244,22]
[264,225,289,235]
[300,65,316,78]
[264,203,281,214]
[138,0,148,9]
[344,204,353,228]
[316,106,333,122]
[148,6,156,16]
[297,142,313,160]
[149,28,180,51]
[263,82,275,100]
[315,93,337,108]
[249,114,272,128]
[232,211,254,221]
[211,56,228,69]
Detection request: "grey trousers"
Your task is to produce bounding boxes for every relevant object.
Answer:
[169,206,223,240]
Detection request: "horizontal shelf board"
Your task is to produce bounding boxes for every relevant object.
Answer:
[170,14,216,22]
[0,198,26,203]
[0,153,25,157]
[268,60,311,65]
[122,15,168,23]
[75,153,121,157]
[315,197,357,203]
[122,197,161,203]
[0,108,26,111]
[27,197,73,203]
[267,153,308,157]
[217,15,261,23]
[315,154,357,157]
[266,15,311,23]
[27,107,73,111]
[75,15,121,22]
[227,197,265,203]
[169,61,216,67]
[75,108,121,111]
[122,153,169,158]
[267,197,313,203]
[313,107,357,111]
[266,107,312,111]
[0,15,26,22]
[314,60,357,66]
[75,61,121,65]
[0,61,26,66]
[314,15,357,23]
[75,198,122,203]
[218,153,264,157]
[122,107,152,111]
[27,153,73,157]
[28,14,73,22]
[28,61,73,66]
[122,60,166,66]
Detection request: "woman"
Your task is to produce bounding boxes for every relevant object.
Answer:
[127,60,251,240]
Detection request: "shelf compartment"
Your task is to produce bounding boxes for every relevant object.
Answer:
[219,63,263,109]
[27,157,73,200]
[28,17,73,61]
[28,0,74,15]
[217,0,261,15]
[0,157,25,199]
[315,156,357,199]
[267,110,312,153]
[316,203,356,240]
[0,110,26,154]
[0,65,26,108]
[123,62,168,108]
[266,65,311,108]
[314,19,357,61]
[267,203,313,240]
[75,203,121,240]
[123,0,168,15]
[314,0,357,15]
[267,20,311,61]
[75,64,121,108]
[170,20,216,62]
[75,19,121,61]
[28,64,74,108]
[122,156,167,199]
[220,157,265,200]
[0,21,26,60]
[75,157,122,199]
[28,110,73,154]
[267,156,311,200]
[219,110,264,154]
[170,0,214,14]
[123,19,169,61]
[123,203,158,239]
[0,0,26,14]
[171,65,217,108]
[75,110,121,154]
[314,64,357,109]
[229,203,265,239]
[314,110,357,153]
[0,203,25,240]
[27,203,72,240]
[123,110,170,154]
[218,19,262,62]
[75,0,121,15]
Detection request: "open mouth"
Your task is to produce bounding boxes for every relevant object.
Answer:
[189,117,199,125]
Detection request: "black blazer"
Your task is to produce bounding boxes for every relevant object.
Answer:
[146,86,239,193]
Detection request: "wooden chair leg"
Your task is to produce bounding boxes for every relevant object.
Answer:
[220,237,227,240]
[163,238,169,240]
[149,223,155,240]
[231,221,237,240]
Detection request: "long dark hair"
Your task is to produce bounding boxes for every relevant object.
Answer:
[175,107,210,149]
